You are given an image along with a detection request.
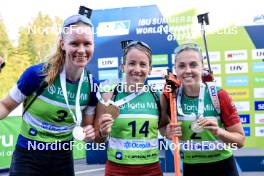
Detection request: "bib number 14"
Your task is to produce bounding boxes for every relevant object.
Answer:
[128,121,149,137]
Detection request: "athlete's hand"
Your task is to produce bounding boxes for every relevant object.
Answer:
[99,114,114,137]
[198,117,223,136]
[165,122,182,140]
[83,125,95,141]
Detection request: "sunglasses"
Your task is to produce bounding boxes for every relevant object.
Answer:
[174,43,202,55]
[122,40,152,53]
[63,15,93,27]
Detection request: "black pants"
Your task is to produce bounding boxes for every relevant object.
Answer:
[9,145,74,176]
[183,156,239,176]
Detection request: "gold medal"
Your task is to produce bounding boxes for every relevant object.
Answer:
[191,120,204,133]
[104,104,120,119]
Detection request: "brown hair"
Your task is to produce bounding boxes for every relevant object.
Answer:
[123,44,152,65]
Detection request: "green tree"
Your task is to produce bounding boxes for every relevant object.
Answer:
[0,13,63,98]
[0,19,13,58]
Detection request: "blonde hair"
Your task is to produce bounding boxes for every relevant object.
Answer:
[43,35,65,85]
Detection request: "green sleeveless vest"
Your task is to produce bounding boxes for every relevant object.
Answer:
[20,72,91,142]
[108,90,160,164]
[178,86,233,164]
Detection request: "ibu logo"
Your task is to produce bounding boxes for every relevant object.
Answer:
[209,86,217,96]
[115,152,123,160]
[239,114,250,124]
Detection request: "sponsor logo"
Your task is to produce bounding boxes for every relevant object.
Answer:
[243,127,250,136]
[239,114,250,124]
[252,49,264,60]
[225,50,247,61]
[48,84,56,95]
[203,51,221,62]
[226,88,249,100]
[225,63,248,74]
[98,70,119,81]
[29,128,37,136]
[255,101,264,111]
[234,101,250,112]
[152,54,168,65]
[115,152,123,160]
[253,14,264,24]
[255,127,264,137]
[254,88,264,98]
[98,57,118,68]
[148,67,168,78]
[209,85,217,96]
[225,76,248,87]
[255,114,264,124]
[254,76,264,85]
[148,79,165,91]
[252,62,264,72]
[204,64,221,74]
[96,20,130,37]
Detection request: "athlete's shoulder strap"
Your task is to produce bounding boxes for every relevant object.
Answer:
[148,87,162,127]
[205,82,221,114]
[85,69,93,104]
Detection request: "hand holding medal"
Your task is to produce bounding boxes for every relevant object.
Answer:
[103,101,120,119]
[191,117,204,133]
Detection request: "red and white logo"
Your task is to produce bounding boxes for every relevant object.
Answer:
[225,50,247,61]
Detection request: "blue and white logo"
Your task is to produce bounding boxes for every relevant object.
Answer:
[243,127,250,136]
[255,101,264,111]
[225,76,248,87]
[98,70,119,81]
[239,114,250,124]
[115,152,123,160]
[252,62,264,72]
[29,128,37,136]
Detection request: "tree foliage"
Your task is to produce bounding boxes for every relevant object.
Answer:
[0,12,62,98]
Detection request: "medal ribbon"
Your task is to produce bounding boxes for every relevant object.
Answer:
[96,84,145,107]
[177,83,205,118]
[60,65,84,126]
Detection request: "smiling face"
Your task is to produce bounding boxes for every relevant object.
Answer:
[60,23,94,69]
[174,49,203,88]
[122,47,152,87]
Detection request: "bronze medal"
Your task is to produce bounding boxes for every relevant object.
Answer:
[104,104,120,119]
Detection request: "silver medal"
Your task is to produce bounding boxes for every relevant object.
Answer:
[72,126,85,141]
[191,120,204,133]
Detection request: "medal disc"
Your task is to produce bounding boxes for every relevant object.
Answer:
[191,120,204,133]
[104,104,120,119]
[72,126,85,141]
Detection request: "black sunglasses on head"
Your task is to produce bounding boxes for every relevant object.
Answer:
[121,40,152,53]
